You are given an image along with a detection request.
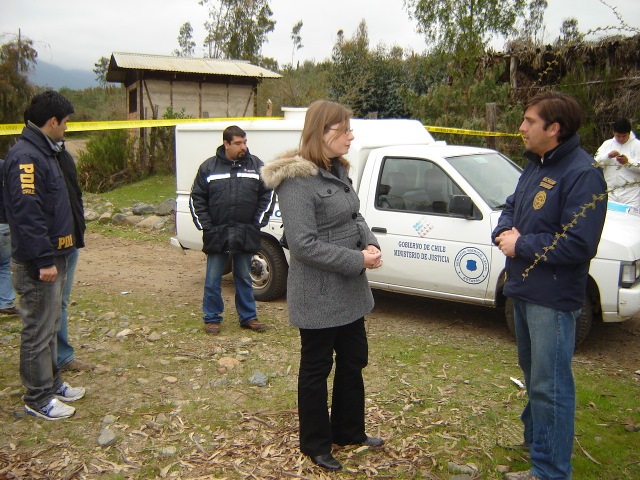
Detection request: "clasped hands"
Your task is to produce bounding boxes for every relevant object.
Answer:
[362,245,383,269]
[495,227,520,258]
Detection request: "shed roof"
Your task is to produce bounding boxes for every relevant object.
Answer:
[106,52,281,83]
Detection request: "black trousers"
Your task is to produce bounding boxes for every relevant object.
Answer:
[298,317,369,456]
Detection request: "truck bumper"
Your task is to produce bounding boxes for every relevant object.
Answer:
[170,236,186,253]
[602,282,640,322]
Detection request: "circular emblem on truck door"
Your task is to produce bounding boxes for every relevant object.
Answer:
[454,247,489,284]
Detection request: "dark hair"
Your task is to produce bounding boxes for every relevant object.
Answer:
[223,125,246,143]
[526,91,582,142]
[299,100,352,171]
[613,118,631,134]
[23,90,74,127]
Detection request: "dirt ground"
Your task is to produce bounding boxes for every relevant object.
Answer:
[77,231,640,373]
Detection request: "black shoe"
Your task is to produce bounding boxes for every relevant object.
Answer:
[361,436,385,447]
[310,453,342,471]
[0,306,19,315]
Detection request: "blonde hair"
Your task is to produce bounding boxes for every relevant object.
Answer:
[299,100,352,171]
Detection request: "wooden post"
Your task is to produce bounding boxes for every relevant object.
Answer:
[486,103,497,150]
[510,55,518,90]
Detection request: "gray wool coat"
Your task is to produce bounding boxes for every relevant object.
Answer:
[261,153,379,329]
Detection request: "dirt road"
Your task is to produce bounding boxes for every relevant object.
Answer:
[77,231,640,373]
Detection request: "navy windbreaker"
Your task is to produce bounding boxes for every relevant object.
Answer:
[492,134,607,311]
[3,125,76,268]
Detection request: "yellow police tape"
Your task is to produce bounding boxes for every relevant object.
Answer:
[425,125,522,138]
[0,116,282,136]
[0,116,521,139]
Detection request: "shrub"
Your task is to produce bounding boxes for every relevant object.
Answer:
[142,107,188,175]
[77,129,139,193]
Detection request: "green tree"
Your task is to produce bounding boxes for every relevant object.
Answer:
[202,0,229,58]
[258,56,279,72]
[329,20,411,119]
[329,21,371,113]
[258,59,330,114]
[174,22,196,57]
[199,0,275,63]
[290,20,303,68]
[0,34,37,155]
[93,56,110,87]
[524,0,548,44]
[404,0,526,58]
[556,18,583,45]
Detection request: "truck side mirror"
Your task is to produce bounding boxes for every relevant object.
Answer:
[449,195,474,218]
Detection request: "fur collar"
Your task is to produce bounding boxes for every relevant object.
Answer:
[261,151,319,190]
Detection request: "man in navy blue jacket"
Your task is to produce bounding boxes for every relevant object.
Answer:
[493,92,607,480]
[4,91,86,420]
[190,125,275,335]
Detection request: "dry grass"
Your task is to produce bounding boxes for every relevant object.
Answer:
[0,233,638,479]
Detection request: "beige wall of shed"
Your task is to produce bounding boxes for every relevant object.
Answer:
[137,80,255,119]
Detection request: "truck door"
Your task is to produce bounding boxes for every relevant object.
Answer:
[365,156,492,304]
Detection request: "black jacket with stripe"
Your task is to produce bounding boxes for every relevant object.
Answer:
[189,144,275,254]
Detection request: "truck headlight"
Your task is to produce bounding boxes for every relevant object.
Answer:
[620,260,640,288]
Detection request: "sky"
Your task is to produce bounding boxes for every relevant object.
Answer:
[1,0,639,72]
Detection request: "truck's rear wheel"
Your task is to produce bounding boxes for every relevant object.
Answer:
[504,296,593,348]
[251,238,288,301]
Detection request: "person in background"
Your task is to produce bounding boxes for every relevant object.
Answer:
[4,91,86,420]
[189,125,275,335]
[0,160,18,316]
[0,223,17,315]
[261,100,384,472]
[56,140,95,372]
[494,92,607,480]
[594,117,640,207]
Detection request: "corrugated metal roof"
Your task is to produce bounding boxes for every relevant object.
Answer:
[108,52,281,79]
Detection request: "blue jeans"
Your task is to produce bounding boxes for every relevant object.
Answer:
[57,248,79,367]
[513,299,579,480]
[12,254,69,408]
[0,224,16,309]
[203,253,256,325]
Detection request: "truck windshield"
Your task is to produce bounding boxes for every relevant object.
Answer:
[447,153,522,209]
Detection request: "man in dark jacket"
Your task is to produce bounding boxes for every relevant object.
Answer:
[56,142,95,372]
[493,92,607,480]
[190,125,275,334]
[0,159,18,315]
[4,91,86,420]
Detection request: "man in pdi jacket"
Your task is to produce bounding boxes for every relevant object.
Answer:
[493,92,607,480]
[3,91,86,420]
[189,125,275,335]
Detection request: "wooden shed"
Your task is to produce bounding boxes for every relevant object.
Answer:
[105,52,281,120]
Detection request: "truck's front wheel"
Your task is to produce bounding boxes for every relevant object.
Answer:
[251,238,288,301]
[504,296,593,348]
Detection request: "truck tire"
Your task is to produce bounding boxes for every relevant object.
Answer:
[251,237,288,302]
[504,296,593,348]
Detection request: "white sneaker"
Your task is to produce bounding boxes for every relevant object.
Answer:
[54,382,86,402]
[24,398,75,420]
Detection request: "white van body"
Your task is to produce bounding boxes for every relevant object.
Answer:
[172,114,640,344]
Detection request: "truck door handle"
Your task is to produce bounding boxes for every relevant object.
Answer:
[371,227,387,233]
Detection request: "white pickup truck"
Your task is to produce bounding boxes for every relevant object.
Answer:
[172,110,640,345]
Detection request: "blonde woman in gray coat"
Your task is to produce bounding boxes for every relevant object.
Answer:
[261,100,384,471]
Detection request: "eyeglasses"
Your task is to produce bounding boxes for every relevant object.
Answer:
[329,127,353,136]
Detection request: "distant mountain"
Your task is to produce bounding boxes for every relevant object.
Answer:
[29,60,98,90]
